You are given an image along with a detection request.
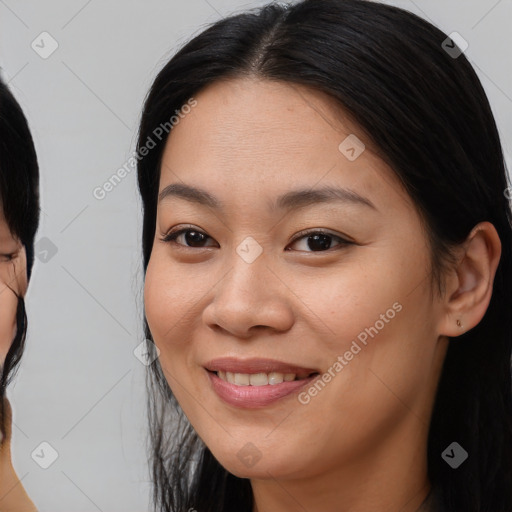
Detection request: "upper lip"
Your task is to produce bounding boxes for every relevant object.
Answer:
[204,357,319,377]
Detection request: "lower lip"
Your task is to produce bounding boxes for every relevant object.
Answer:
[206,370,318,408]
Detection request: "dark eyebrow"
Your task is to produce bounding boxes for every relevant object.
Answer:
[273,186,377,212]
[158,183,377,212]
[159,183,220,209]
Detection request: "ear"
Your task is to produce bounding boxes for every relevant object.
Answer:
[438,221,501,337]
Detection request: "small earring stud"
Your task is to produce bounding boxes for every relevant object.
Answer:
[456,319,462,327]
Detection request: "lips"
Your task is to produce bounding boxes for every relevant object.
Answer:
[204,357,318,377]
[204,357,320,408]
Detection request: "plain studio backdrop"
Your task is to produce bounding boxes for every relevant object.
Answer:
[0,0,511,510]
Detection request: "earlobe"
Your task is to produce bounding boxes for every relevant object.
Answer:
[438,221,501,337]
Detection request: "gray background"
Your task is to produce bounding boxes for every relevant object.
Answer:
[0,0,510,510]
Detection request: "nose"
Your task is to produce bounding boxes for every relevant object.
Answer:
[202,251,295,339]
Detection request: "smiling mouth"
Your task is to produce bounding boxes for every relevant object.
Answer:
[210,370,319,386]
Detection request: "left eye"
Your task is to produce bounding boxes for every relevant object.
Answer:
[287,231,350,252]
[0,252,17,263]
[161,227,350,253]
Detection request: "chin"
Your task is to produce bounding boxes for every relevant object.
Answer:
[210,444,307,481]
[221,459,286,480]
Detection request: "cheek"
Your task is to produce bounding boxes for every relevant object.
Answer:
[307,245,434,407]
[143,252,212,429]
[309,260,403,356]
[144,254,178,342]
[16,253,28,297]
[0,288,17,361]
[143,250,204,358]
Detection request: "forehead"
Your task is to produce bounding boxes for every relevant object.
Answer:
[159,77,408,210]
[165,77,374,157]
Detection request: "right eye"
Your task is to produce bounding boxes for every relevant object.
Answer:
[160,226,218,249]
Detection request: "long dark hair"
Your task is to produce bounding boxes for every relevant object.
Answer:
[136,1,512,510]
[0,74,40,439]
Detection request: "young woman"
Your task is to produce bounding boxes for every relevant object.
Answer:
[0,74,40,510]
[136,1,512,510]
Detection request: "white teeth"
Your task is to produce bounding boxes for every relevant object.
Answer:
[234,373,250,386]
[217,371,299,386]
[268,372,284,385]
[249,373,268,386]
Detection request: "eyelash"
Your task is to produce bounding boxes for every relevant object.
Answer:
[159,225,352,253]
[0,253,17,263]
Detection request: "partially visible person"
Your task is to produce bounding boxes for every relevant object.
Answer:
[136,1,512,511]
[0,72,40,511]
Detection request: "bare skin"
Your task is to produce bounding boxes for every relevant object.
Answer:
[0,210,27,361]
[144,77,501,512]
[0,397,37,512]
[0,209,36,511]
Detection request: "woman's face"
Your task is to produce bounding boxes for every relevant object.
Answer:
[0,208,27,363]
[144,78,449,480]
